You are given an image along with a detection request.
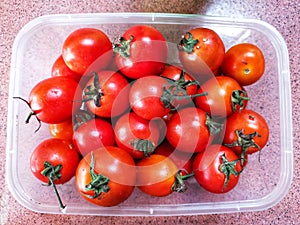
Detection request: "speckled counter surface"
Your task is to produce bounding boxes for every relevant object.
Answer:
[1,0,299,224]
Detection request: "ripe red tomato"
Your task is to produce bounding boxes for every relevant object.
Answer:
[221,43,265,86]
[83,70,130,118]
[30,138,80,209]
[154,141,193,176]
[113,112,163,159]
[76,146,136,207]
[223,109,269,160]
[62,28,112,75]
[24,76,82,125]
[48,119,74,142]
[51,55,82,83]
[195,76,249,117]
[178,27,225,82]
[129,75,171,120]
[193,144,242,193]
[114,25,168,79]
[136,154,186,197]
[73,118,115,156]
[160,64,199,107]
[166,107,211,153]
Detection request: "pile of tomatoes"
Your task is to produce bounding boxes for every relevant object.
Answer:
[19,24,269,209]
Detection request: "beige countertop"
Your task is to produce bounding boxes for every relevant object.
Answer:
[1,0,299,224]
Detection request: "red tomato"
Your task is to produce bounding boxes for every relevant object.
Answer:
[223,109,269,160]
[129,76,171,120]
[48,119,74,142]
[166,107,211,153]
[62,28,112,75]
[51,55,82,83]
[114,25,168,79]
[193,144,242,193]
[221,43,265,86]
[30,138,80,209]
[83,70,130,118]
[136,154,187,197]
[195,76,249,117]
[154,141,193,176]
[22,76,82,125]
[160,64,199,107]
[76,146,136,207]
[73,118,115,156]
[113,112,163,159]
[178,27,225,82]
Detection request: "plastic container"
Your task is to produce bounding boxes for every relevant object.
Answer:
[6,13,293,216]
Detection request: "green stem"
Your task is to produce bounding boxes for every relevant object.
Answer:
[178,32,199,54]
[172,170,194,193]
[130,139,155,157]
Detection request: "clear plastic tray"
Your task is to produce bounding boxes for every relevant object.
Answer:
[6,13,293,216]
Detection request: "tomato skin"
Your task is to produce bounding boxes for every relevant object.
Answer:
[166,107,211,153]
[193,144,242,193]
[48,119,74,142]
[113,112,162,159]
[195,76,246,117]
[30,138,80,185]
[129,76,171,120]
[62,28,112,75]
[51,55,82,83]
[76,146,136,207]
[221,43,265,86]
[136,154,178,197]
[114,25,168,79]
[154,141,193,176]
[223,109,269,155]
[29,76,82,124]
[83,70,130,118]
[73,118,115,156]
[178,28,225,82]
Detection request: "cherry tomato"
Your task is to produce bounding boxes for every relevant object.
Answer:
[30,138,80,209]
[129,76,171,120]
[83,70,130,118]
[136,154,189,197]
[114,25,168,79]
[154,141,193,176]
[160,64,199,107]
[221,43,265,86]
[62,28,112,75]
[76,146,136,207]
[48,119,74,142]
[73,118,115,156]
[166,107,212,153]
[21,76,82,125]
[51,55,82,83]
[113,112,163,159]
[178,27,225,82]
[193,144,242,193]
[222,109,269,161]
[195,76,249,117]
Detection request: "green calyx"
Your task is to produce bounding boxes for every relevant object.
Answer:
[225,129,262,165]
[160,70,207,110]
[178,32,199,54]
[231,90,250,113]
[219,154,243,192]
[113,35,134,58]
[130,139,156,157]
[84,152,110,199]
[83,72,104,108]
[41,161,65,210]
[172,170,194,193]
[205,113,224,136]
